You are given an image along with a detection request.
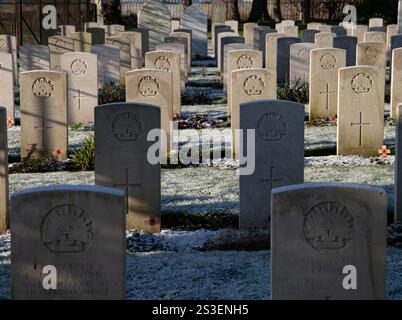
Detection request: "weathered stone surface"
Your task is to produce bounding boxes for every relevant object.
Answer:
[211,0,227,24]
[11,185,126,299]
[337,66,385,156]
[0,35,17,83]
[391,48,402,119]
[180,4,208,57]
[230,68,277,159]
[95,102,161,232]
[0,52,15,124]
[91,44,121,88]
[271,183,387,300]
[315,32,335,48]
[364,31,386,43]
[126,69,173,155]
[19,45,50,72]
[239,100,304,229]
[309,48,346,120]
[333,36,357,66]
[70,32,92,52]
[356,42,386,68]
[20,70,68,160]
[86,27,105,45]
[145,50,181,116]
[61,52,98,124]
[48,36,74,71]
[301,29,320,43]
[277,37,301,85]
[138,0,171,50]
[244,23,257,47]
[290,43,316,86]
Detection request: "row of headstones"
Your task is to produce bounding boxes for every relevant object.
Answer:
[0,100,392,299]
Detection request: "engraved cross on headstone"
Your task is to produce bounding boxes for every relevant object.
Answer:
[113,168,140,214]
[350,112,371,146]
[320,83,336,110]
[34,117,53,154]
[73,89,86,110]
[261,167,284,195]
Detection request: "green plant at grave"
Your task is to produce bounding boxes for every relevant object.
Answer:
[70,135,95,171]
[9,157,64,174]
[98,82,125,105]
[277,79,309,104]
[70,122,93,132]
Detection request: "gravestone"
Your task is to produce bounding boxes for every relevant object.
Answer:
[395,103,402,221]
[331,26,347,36]
[277,37,301,85]
[92,44,121,88]
[225,20,239,34]
[11,185,126,299]
[20,70,68,160]
[138,0,171,50]
[211,0,227,24]
[170,31,192,66]
[315,32,335,48]
[84,22,101,30]
[265,33,284,73]
[70,32,92,52]
[244,23,257,46]
[0,35,17,84]
[105,24,125,37]
[214,25,233,56]
[48,35,74,70]
[391,48,402,119]
[171,19,180,32]
[131,28,150,61]
[19,45,50,72]
[0,53,15,124]
[0,107,8,234]
[180,4,208,58]
[106,36,132,85]
[126,69,173,155]
[337,66,385,156]
[364,31,386,43]
[86,27,105,45]
[156,42,188,85]
[357,42,386,68]
[239,100,304,229]
[369,18,384,29]
[387,25,398,52]
[226,48,262,97]
[282,25,298,38]
[145,50,181,117]
[290,43,316,86]
[61,52,98,124]
[390,35,402,59]
[95,103,161,232]
[318,24,332,33]
[307,22,322,30]
[218,35,244,72]
[271,183,387,300]
[333,36,357,66]
[165,36,190,68]
[121,31,143,70]
[58,25,75,37]
[230,68,277,159]
[301,30,319,43]
[351,25,368,43]
[253,26,275,59]
[309,48,346,120]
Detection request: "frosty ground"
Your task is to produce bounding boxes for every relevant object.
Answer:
[1,64,402,300]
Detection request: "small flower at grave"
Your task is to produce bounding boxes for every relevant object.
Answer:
[7,117,14,127]
[378,145,391,158]
[329,114,337,123]
[55,148,62,158]
[149,217,157,226]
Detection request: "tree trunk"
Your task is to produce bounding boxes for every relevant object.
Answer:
[301,0,311,24]
[268,0,282,22]
[182,0,192,10]
[101,0,123,25]
[227,0,241,21]
[248,0,270,22]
